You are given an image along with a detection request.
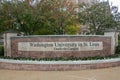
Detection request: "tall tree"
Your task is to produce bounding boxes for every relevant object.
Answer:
[78,1,118,35]
[0,0,79,35]
[38,0,78,35]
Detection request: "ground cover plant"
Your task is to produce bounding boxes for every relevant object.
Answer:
[0,53,120,61]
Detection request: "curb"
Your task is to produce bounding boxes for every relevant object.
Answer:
[0,58,120,71]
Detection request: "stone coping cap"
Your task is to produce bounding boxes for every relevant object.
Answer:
[11,35,111,38]
[0,58,120,65]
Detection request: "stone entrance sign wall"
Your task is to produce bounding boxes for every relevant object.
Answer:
[10,35,112,58]
[18,42,103,51]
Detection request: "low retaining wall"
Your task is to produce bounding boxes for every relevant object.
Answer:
[0,58,120,71]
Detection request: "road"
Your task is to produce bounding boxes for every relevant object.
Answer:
[0,67,120,80]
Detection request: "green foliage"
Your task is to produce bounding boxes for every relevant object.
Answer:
[65,25,80,34]
[118,35,120,44]
[116,35,120,54]
[78,2,118,35]
[0,53,120,61]
[0,0,78,35]
[34,26,54,35]
[0,45,4,56]
[115,45,120,54]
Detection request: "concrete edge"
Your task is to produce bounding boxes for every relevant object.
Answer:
[0,58,120,65]
[11,35,111,38]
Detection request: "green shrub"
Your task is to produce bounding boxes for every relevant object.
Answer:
[118,40,120,45]
[115,44,120,54]
[0,45,4,56]
[118,35,120,44]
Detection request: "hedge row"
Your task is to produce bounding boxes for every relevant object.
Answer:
[0,45,4,56]
[0,53,120,61]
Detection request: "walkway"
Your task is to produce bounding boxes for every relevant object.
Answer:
[0,67,120,80]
